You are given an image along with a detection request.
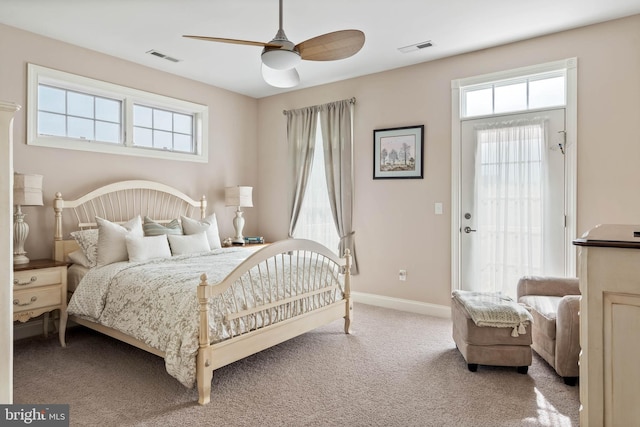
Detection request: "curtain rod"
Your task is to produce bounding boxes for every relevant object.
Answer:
[282,97,356,115]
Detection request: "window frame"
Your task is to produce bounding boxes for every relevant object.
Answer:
[27,63,209,163]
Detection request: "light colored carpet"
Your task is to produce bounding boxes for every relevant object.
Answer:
[13,304,579,426]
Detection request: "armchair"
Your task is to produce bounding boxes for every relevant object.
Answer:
[517,276,581,385]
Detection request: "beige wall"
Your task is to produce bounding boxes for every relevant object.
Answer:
[0,24,260,260]
[2,15,639,310]
[256,14,640,307]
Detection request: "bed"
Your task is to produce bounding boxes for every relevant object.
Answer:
[52,180,353,405]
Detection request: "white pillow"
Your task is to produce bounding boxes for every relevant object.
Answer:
[96,216,143,267]
[168,232,210,255]
[67,249,92,268]
[125,234,171,262]
[181,214,222,250]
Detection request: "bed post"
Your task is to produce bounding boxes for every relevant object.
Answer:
[54,192,63,241]
[196,273,213,405]
[343,249,353,334]
[199,196,207,219]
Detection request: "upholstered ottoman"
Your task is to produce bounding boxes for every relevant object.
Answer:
[451,293,532,374]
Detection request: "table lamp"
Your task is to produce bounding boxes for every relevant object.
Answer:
[225,186,253,245]
[13,173,43,265]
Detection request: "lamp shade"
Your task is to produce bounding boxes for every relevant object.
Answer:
[225,186,253,208]
[261,48,301,70]
[14,173,43,206]
[261,64,300,88]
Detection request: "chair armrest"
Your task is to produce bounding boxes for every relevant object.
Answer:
[517,276,580,299]
[555,295,581,377]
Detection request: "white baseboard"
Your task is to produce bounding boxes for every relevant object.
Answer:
[352,292,451,319]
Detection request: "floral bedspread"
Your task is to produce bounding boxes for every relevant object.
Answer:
[67,246,342,388]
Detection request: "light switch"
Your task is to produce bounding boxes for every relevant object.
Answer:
[435,202,443,215]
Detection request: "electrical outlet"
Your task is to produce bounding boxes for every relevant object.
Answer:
[399,269,407,281]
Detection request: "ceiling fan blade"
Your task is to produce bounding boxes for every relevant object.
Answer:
[183,35,281,48]
[296,30,365,61]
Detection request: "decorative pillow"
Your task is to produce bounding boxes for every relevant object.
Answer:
[125,234,171,262]
[167,232,210,256]
[70,229,99,268]
[67,249,92,269]
[143,216,183,236]
[96,216,143,267]
[181,214,222,250]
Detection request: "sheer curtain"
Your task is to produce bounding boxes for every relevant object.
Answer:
[294,121,340,253]
[474,118,546,297]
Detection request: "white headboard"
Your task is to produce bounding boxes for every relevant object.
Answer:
[53,180,207,261]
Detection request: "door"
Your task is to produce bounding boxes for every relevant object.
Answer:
[460,109,566,298]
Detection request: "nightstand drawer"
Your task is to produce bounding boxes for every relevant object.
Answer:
[13,267,64,290]
[13,287,62,314]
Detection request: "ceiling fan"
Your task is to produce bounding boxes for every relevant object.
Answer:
[183,0,365,88]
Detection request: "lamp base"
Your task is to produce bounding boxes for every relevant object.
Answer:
[14,206,30,265]
[14,253,30,265]
[232,209,246,246]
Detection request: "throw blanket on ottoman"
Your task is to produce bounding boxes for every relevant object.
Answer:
[452,290,533,337]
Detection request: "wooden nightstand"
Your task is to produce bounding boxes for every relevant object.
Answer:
[13,259,68,347]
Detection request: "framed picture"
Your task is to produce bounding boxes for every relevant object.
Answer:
[373,125,424,179]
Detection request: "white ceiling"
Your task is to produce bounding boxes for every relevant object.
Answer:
[1,0,639,99]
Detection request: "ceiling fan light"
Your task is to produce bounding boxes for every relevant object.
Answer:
[261,48,301,70]
[261,64,300,88]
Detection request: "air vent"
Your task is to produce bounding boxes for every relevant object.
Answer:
[398,41,433,54]
[146,50,181,63]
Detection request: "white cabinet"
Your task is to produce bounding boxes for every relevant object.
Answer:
[574,224,640,427]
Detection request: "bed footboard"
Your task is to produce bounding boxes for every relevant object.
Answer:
[195,239,352,405]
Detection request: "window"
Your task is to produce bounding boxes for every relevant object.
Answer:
[38,85,122,143]
[293,119,340,253]
[28,64,208,162]
[133,105,194,152]
[461,71,566,118]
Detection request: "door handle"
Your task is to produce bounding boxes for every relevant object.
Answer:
[463,226,477,233]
